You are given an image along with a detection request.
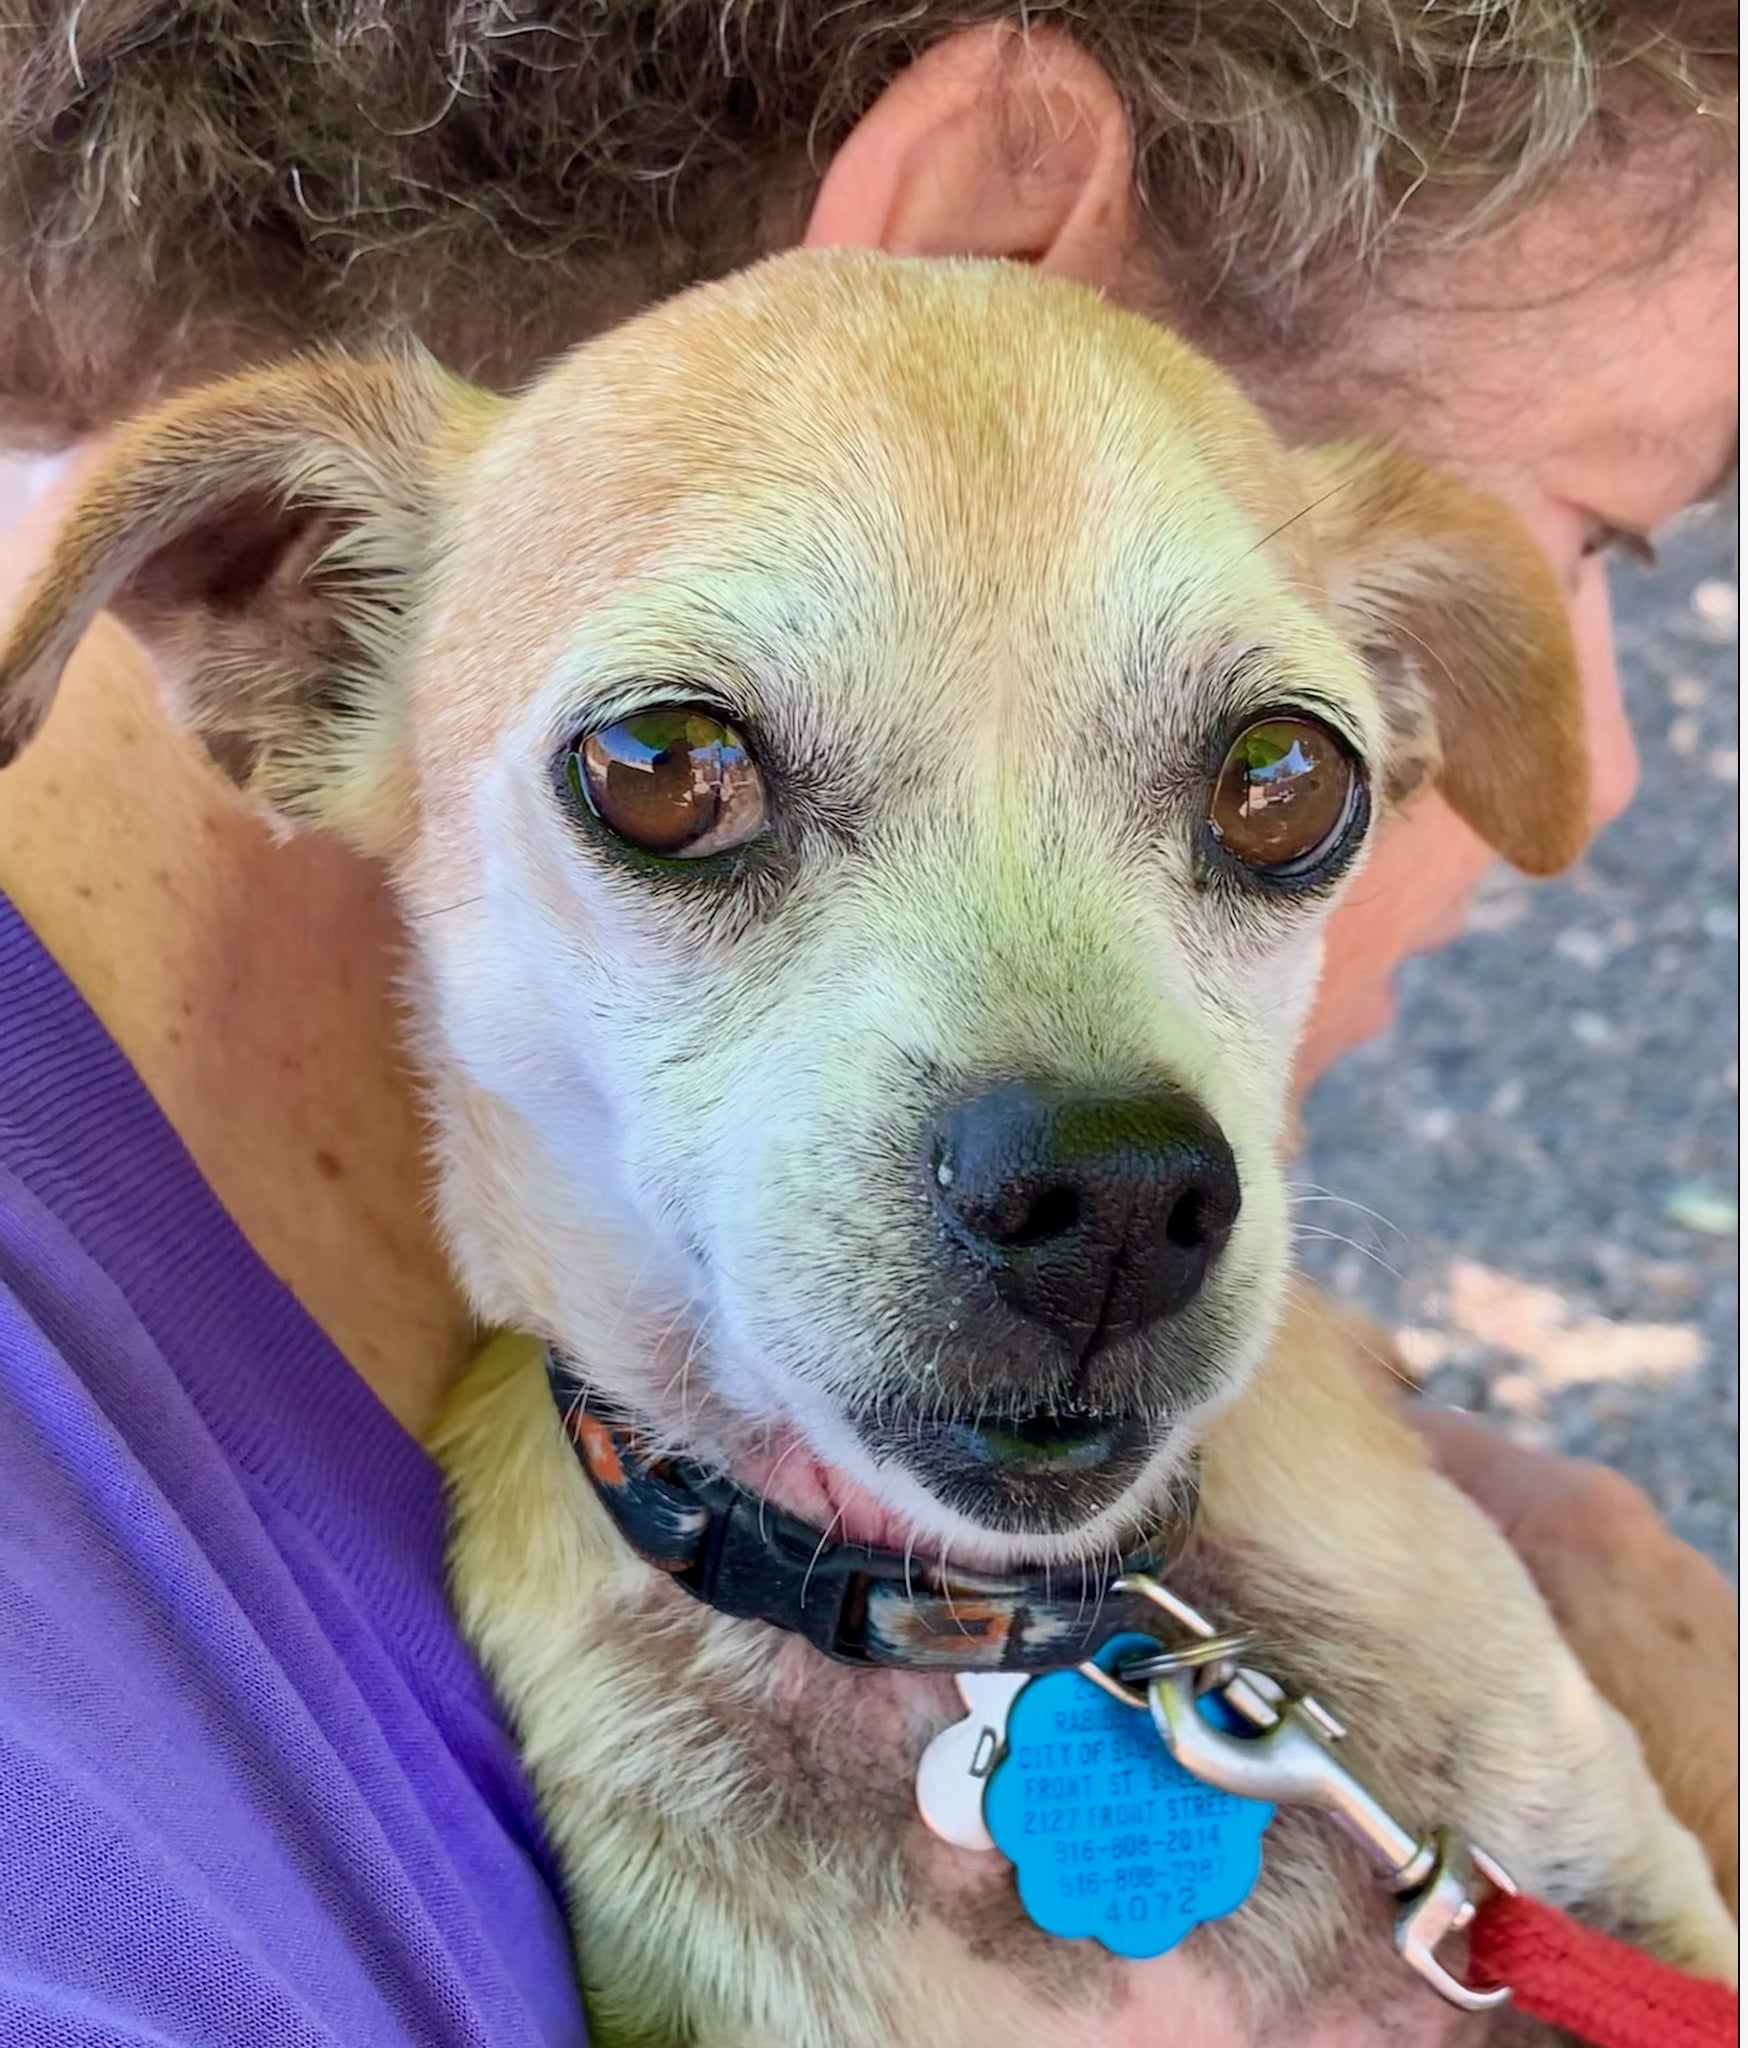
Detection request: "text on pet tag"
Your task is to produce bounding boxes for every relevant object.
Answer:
[982,1634,1275,1960]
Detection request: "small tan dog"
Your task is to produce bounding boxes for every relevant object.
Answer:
[0,252,1732,2048]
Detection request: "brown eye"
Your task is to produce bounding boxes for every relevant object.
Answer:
[1208,715,1363,879]
[572,706,768,858]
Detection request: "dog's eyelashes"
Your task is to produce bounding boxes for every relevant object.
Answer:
[569,705,770,859]
[1206,713,1365,884]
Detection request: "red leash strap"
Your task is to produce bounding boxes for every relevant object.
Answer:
[1470,1892,1738,2048]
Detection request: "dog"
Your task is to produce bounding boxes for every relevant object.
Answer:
[0,250,1733,2048]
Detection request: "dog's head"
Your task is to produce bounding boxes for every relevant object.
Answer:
[0,252,1585,1563]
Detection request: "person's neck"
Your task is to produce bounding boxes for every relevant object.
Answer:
[0,614,475,1436]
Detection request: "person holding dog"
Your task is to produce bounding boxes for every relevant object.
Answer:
[0,8,1735,2045]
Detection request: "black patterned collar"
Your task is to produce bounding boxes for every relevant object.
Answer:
[547,1351,1195,1673]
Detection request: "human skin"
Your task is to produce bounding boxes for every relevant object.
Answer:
[0,18,1735,1922]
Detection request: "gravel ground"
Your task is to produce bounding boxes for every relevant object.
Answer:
[1299,506,1739,1573]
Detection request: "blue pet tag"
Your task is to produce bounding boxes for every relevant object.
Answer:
[983,1633,1275,1960]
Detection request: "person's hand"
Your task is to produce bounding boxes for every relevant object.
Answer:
[1411,1401,1738,1917]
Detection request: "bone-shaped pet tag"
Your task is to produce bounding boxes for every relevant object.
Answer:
[915,1672,1031,1853]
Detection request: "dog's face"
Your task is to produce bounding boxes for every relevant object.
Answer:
[0,252,1586,1564]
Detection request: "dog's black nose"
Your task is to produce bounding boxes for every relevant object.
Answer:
[928,1080,1240,1353]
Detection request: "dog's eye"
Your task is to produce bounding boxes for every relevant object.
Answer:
[1208,715,1362,880]
[571,707,768,858]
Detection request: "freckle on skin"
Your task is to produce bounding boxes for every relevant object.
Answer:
[73,882,93,901]
[314,1148,345,1181]
[164,1024,182,1047]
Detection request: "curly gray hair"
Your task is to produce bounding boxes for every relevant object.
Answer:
[0,2,1733,441]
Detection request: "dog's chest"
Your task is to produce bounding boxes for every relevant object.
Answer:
[905,1750,1480,2048]
[597,1596,1481,2048]
[435,1353,1513,2048]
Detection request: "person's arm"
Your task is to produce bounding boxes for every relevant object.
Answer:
[1410,1402,1738,1918]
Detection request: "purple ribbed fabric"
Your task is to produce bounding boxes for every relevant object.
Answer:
[0,892,586,2047]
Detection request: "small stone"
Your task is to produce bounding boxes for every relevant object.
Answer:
[1415,1106,1458,1142]
[1491,1372,1542,1417]
[1570,1012,1615,1048]
[1662,1186,1738,1237]
[1333,1252,1368,1296]
[1464,867,1535,935]
[1667,713,1700,756]
[1707,747,1738,785]
[1702,904,1737,941]
[1395,1327,1451,1375]
[1554,928,1609,969]
[1690,579,1737,636]
[1668,674,1712,708]
[1488,1078,1526,1119]
[1465,893,1527,935]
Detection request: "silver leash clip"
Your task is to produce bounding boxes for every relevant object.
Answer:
[1087,1574,1515,2015]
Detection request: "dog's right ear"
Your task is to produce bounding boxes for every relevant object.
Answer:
[0,353,498,852]
[1292,441,1590,878]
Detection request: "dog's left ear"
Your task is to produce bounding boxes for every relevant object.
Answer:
[1294,442,1589,877]
[0,351,498,852]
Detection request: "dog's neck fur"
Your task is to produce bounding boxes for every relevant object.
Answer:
[0,613,474,1433]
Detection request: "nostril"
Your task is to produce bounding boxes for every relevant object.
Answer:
[1165,1189,1210,1252]
[1000,1183,1080,1249]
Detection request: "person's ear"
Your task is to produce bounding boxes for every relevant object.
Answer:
[1294,442,1590,878]
[805,23,1133,292]
[0,353,499,854]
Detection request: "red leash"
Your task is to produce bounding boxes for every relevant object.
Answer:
[1470,1892,1738,2048]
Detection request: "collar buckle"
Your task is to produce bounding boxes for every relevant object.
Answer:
[680,1465,902,1666]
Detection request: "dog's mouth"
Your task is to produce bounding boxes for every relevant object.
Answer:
[863,1406,1158,1537]
[737,1404,1159,1551]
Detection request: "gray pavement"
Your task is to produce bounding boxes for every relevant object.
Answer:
[1299,507,1739,1572]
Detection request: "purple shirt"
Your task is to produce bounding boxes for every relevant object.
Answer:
[0,893,587,2047]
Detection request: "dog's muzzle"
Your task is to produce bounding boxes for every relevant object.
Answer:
[547,1350,1197,1672]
